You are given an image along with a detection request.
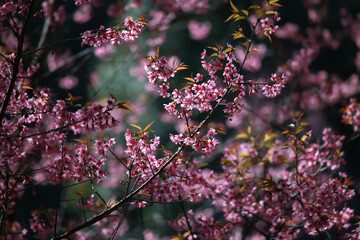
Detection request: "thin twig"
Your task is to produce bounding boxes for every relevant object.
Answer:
[53,143,64,238]
[179,195,196,239]
[90,178,108,210]
[23,38,81,57]
[108,149,129,170]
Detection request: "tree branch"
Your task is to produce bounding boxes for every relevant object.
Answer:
[0,0,37,127]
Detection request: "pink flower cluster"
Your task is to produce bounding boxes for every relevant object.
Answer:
[125,129,162,179]
[262,73,286,98]
[170,209,231,239]
[345,224,360,239]
[47,137,116,184]
[260,11,281,36]
[145,43,287,124]
[181,128,354,239]
[170,128,219,156]
[81,17,145,47]
[145,45,245,119]
[0,1,28,17]
[29,210,56,238]
[342,98,360,131]
[124,129,203,203]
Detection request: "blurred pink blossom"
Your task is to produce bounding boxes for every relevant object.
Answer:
[308,9,321,23]
[47,49,72,72]
[275,22,302,42]
[73,5,93,24]
[355,51,360,70]
[148,10,175,31]
[235,44,266,72]
[107,4,123,18]
[89,72,99,87]
[59,75,79,90]
[146,33,166,47]
[53,5,66,26]
[130,58,149,80]
[94,44,116,59]
[188,20,212,40]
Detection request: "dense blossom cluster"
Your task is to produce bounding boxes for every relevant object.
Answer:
[145,44,286,123]
[81,16,145,47]
[0,57,124,238]
[262,73,286,98]
[0,0,360,239]
[29,210,56,238]
[168,128,354,239]
[260,12,281,37]
[124,129,208,203]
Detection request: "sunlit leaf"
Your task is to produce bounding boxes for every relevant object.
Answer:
[233,32,246,40]
[236,133,248,139]
[234,15,247,21]
[255,8,265,19]
[269,3,282,7]
[230,0,239,13]
[266,11,276,15]
[225,46,236,53]
[344,177,355,186]
[214,42,223,50]
[199,162,209,167]
[143,121,154,132]
[136,16,147,25]
[225,13,236,22]
[247,124,252,134]
[22,85,34,90]
[129,124,142,131]
[222,159,233,165]
[74,139,87,144]
[263,31,272,42]
[241,10,249,16]
[170,236,182,240]
[249,5,260,9]
[184,77,195,83]
[301,134,308,142]
[176,64,188,71]
[264,133,277,142]
[206,46,218,51]
[117,102,132,111]
[241,160,252,167]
